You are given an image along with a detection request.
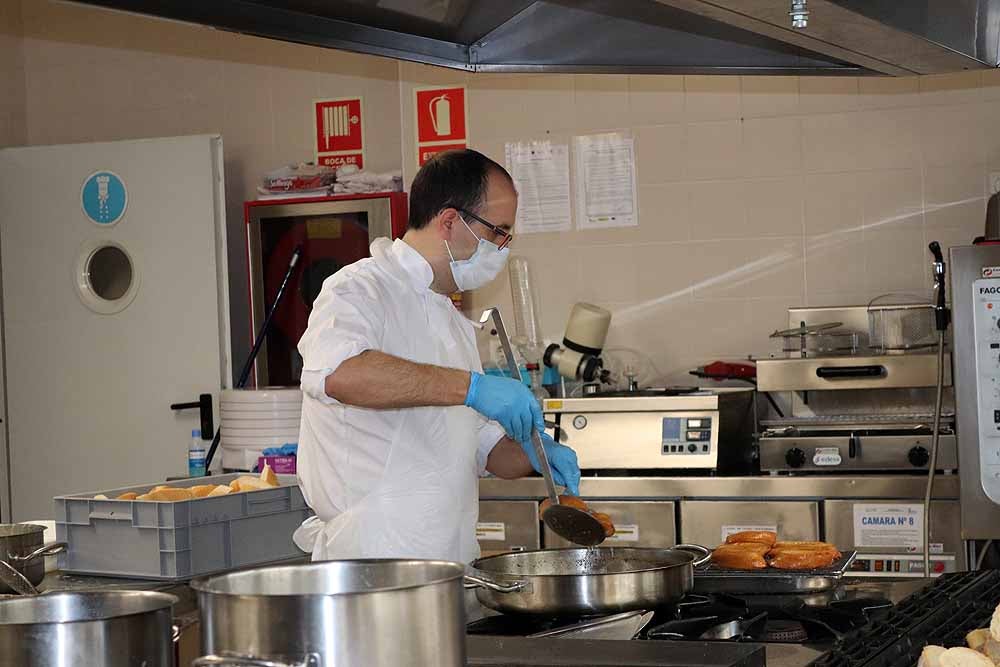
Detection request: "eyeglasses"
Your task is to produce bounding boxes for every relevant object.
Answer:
[458,208,513,250]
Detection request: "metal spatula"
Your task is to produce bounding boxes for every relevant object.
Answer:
[479,308,606,547]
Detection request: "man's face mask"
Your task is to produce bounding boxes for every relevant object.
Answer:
[445,214,510,291]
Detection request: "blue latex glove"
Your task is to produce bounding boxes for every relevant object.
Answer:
[464,372,544,443]
[520,432,581,497]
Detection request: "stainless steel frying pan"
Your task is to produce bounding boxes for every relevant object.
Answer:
[465,545,711,615]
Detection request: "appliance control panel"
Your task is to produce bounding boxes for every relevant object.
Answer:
[661,416,714,455]
[972,277,1000,503]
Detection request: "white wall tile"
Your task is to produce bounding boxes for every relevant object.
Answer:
[684,75,740,121]
[634,123,685,183]
[628,75,685,126]
[689,181,746,241]
[802,112,862,173]
[804,172,863,235]
[741,76,798,118]
[574,74,629,132]
[799,77,858,114]
[742,116,802,177]
[685,120,742,180]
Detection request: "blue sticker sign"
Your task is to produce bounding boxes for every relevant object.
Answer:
[81,171,127,225]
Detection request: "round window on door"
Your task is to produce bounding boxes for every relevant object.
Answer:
[75,240,140,314]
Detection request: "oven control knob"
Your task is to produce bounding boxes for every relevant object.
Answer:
[908,446,930,468]
[785,447,806,468]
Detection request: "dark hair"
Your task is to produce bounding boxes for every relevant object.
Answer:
[407,149,512,230]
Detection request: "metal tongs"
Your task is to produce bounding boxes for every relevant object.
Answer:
[480,308,606,547]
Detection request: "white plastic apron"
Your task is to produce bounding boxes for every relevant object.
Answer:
[294,301,483,564]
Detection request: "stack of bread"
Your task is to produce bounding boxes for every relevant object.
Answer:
[711,531,842,570]
[920,604,1000,666]
[93,465,281,502]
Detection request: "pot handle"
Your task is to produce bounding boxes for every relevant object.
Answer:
[9,541,67,564]
[463,573,527,594]
[674,543,712,567]
[193,654,320,667]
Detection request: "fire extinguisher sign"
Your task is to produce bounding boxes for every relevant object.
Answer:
[314,97,365,169]
[414,86,468,166]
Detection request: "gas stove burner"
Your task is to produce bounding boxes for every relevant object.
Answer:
[764,620,809,642]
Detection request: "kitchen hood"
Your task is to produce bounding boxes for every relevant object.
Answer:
[71,1,1000,75]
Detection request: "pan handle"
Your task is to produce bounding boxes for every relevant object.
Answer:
[463,574,527,594]
[674,543,712,567]
[193,655,319,667]
[9,541,67,564]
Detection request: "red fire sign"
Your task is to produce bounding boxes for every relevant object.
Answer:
[418,143,468,166]
[415,86,467,143]
[315,97,364,169]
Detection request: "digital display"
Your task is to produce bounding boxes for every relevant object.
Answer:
[662,418,682,443]
[687,419,703,428]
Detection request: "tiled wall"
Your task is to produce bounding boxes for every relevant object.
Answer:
[8,0,999,386]
[400,64,999,383]
[15,0,402,369]
[0,0,25,148]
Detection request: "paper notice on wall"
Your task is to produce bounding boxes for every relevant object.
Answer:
[504,141,572,234]
[721,525,777,542]
[853,504,924,549]
[573,132,639,230]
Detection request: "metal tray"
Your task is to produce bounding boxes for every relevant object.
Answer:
[693,551,857,594]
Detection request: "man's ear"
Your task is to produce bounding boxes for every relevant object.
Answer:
[436,207,459,240]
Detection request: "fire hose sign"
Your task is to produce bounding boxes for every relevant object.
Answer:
[314,97,364,169]
[415,85,468,166]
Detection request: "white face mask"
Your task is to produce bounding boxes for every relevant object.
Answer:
[445,215,510,291]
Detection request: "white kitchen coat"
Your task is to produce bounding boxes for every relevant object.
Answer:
[293,237,505,564]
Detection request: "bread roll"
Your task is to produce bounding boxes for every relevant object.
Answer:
[115,492,138,501]
[725,531,777,547]
[540,495,589,514]
[991,603,1000,642]
[143,487,194,502]
[711,543,768,569]
[232,475,274,492]
[207,485,232,497]
[982,639,1000,665]
[260,464,279,487]
[190,485,217,498]
[94,494,109,500]
[920,647,947,667]
[968,629,991,651]
[941,647,996,667]
[767,548,838,570]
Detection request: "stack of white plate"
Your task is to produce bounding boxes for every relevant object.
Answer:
[220,388,302,471]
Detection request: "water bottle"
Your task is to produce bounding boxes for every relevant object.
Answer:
[188,429,207,477]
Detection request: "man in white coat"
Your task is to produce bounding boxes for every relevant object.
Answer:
[294,149,580,563]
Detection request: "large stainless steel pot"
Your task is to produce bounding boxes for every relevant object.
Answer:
[0,523,66,594]
[192,559,467,667]
[0,591,177,665]
[466,545,711,615]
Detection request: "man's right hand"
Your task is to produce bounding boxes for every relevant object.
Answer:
[464,372,544,443]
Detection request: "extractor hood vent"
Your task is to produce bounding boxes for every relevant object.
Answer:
[71,0,1000,75]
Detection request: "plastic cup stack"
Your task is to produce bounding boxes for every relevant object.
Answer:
[220,388,302,471]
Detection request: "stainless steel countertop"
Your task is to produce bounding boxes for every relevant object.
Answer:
[481,475,960,499]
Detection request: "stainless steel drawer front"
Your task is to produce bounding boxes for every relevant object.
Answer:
[678,501,819,546]
[543,501,676,549]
